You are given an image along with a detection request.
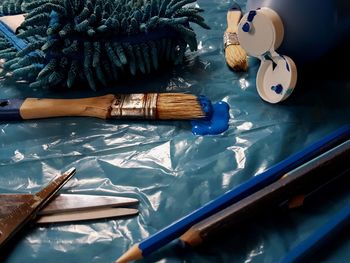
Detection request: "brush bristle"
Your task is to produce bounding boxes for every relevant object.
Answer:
[0,0,210,90]
[156,93,206,120]
[225,44,248,71]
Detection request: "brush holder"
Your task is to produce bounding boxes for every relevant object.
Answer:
[237,7,297,104]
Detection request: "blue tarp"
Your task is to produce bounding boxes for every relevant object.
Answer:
[1,0,350,262]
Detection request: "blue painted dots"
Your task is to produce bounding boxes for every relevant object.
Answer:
[242,10,257,33]
[242,22,251,32]
[247,10,257,22]
[271,84,284,94]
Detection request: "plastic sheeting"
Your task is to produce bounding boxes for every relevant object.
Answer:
[1,0,350,262]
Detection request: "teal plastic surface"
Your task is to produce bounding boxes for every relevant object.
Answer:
[1,1,350,262]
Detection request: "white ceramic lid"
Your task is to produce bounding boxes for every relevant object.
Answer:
[237,7,298,103]
[256,54,297,103]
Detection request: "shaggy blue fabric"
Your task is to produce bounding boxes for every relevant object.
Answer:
[0,0,209,90]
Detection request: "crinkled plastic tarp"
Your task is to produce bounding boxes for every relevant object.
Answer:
[1,1,350,262]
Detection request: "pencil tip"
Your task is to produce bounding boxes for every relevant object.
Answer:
[115,243,142,263]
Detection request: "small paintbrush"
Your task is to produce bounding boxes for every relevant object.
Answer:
[0,93,209,121]
[224,3,248,71]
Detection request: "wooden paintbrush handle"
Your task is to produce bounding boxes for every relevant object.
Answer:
[226,4,242,33]
[0,94,115,120]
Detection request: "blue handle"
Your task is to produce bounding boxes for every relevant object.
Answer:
[0,99,24,121]
[280,203,350,263]
[0,21,27,51]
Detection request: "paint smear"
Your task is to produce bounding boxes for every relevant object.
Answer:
[191,100,230,136]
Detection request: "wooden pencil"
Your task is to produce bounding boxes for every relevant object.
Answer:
[0,93,207,121]
[115,126,350,263]
[180,139,350,247]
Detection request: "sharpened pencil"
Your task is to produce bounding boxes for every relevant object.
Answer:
[115,126,350,262]
[180,139,350,247]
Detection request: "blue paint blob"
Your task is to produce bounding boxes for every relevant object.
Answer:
[242,22,251,32]
[247,10,257,22]
[198,95,213,120]
[271,84,283,94]
[191,101,230,136]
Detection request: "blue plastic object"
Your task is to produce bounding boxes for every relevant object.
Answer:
[0,21,27,51]
[138,125,350,256]
[246,0,350,64]
[0,99,24,121]
[280,204,350,263]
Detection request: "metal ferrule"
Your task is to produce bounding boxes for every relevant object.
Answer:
[110,93,158,119]
[224,31,239,49]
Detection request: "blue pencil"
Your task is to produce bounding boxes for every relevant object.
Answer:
[280,204,350,263]
[116,125,350,262]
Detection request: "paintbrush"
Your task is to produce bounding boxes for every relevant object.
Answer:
[224,3,248,71]
[0,93,209,121]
